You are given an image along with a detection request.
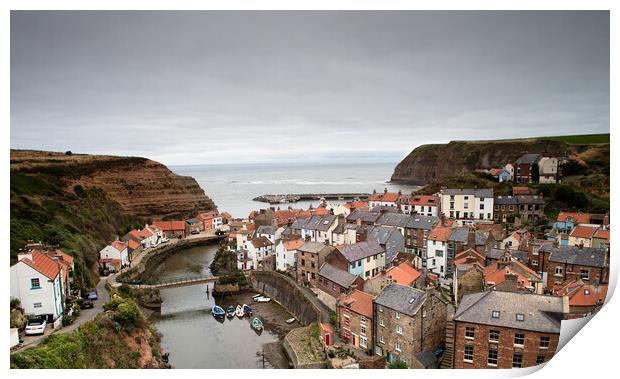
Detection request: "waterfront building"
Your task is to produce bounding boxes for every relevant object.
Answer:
[275,238,303,272]
[452,291,564,369]
[439,188,494,221]
[398,195,439,217]
[99,240,130,268]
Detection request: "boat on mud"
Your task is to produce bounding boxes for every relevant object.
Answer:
[243,304,252,316]
[212,305,226,318]
[251,317,263,331]
[226,306,235,318]
[235,305,244,318]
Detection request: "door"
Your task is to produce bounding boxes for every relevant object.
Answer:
[325,333,331,346]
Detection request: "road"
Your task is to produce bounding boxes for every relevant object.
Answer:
[11,278,109,354]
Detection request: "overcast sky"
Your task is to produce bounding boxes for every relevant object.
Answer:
[11,11,609,166]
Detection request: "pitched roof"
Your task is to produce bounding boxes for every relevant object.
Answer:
[283,239,305,251]
[251,236,273,248]
[406,215,439,230]
[336,240,385,262]
[111,240,127,252]
[570,225,598,239]
[557,212,592,224]
[543,245,607,267]
[256,225,277,235]
[341,289,374,318]
[318,263,359,288]
[555,280,608,307]
[300,214,337,231]
[386,262,421,286]
[441,188,494,198]
[428,226,452,242]
[298,241,329,254]
[346,210,381,224]
[494,196,518,205]
[374,283,426,316]
[512,186,530,195]
[152,220,186,231]
[406,195,438,207]
[593,228,610,242]
[515,153,542,165]
[376,213,412,228]
[454,291,563,334]
[126,239,141,250]
[20,251,61,280]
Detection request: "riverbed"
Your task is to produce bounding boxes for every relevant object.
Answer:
[149,244,295,368]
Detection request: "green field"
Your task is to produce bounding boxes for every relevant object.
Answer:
[539,133,610,144]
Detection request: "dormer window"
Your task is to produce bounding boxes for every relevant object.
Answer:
[492,311,500,319]
[516,313,525,322]
[584,289,591,295]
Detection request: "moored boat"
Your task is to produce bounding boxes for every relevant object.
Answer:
[252,294,262,300]
[251,317,263,331]
[235,305,244,318]
[255,296,271,303]
[243,304,252,316]
[212,305,226,318]
[286,317,296,324]
[226,306,235,318]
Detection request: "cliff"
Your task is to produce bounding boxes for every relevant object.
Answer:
[391,135,609,185]
[10,149,217,284]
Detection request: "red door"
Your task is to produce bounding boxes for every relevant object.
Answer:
[325,333,331,346]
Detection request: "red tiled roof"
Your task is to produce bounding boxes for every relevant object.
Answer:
[152,220,185,231]
[489,168,504,176]
[127,239,141,250]
[381,192,399,202]
[570,225,598,239]
[454,249,486,265]
[512,186,530,194]
[340,289,374,319]
[21,251,60,280]
[556,280,608,307]
[386,262,421,286]
[407,195,437,206]
[428,226,452,241]
[314,207,330,216]
[557,212,591,224]
[140,228,154,238]
[111,240,127,252]
[594,229,610,242]
[283,239,304,251]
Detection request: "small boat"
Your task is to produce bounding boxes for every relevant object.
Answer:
[255,296,271,303]
[226,306,235,318]
[251,317,263,331]
[252,294,262,300]
[243,304,252,316]
[235,305,244,318]
[286,317,296,324]
[212,305,226,318]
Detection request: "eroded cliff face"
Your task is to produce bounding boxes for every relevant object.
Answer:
[11,149,216,221]
[390,139,571,185]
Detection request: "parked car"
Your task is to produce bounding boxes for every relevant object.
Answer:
[25,316,47,335]
[190,230,200,235]
[87,290,98,300]
[81,300,94,309]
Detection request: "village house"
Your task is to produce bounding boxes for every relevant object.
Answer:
[98,240,130,271]
[333,200,369,217]
[537,156,559,183]
[253,208,278,227]
[452,291,564,369]
[433,227,489,281]
[338,289,374,352]
[197,210,223,230]
[295,214,339,244]
[275,238,304,272]
[544,244,609,288]
[514,153,542,184]
[552,279,608,317]
[10,250,65,322]
[501,229,532,251]
[364,261,422,295]
[373,284,447,367]
[592,228,610,248]
[326,240,387,280]
[453,249,486,306]
[255,225,279,244]
[439,189,494,221]
[551,211,601,233]
[185,217,203,235]
[425,226,452,278]
[482,249,543,294]
[152,220,186,239]
[375,212,412,238]
[369,189,400,209]
[245,236,275,269]
[365,225,405,266]
[515,195,546,223]
[398,194,439,217]
[274,208,299,227]
[404,215,439,257]
[296,241,335,285]
[317,262,364,299]
[567,225,599,247]
[493,196,518,223]
[485,247,529,266]
[345,209,382,226]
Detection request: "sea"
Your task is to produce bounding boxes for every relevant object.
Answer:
[169,162,420,218]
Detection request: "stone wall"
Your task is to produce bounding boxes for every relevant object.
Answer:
[250,270,320,326]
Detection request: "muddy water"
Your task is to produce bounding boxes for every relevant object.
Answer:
[149,245,281,368]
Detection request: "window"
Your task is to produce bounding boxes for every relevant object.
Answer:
[395,342,402,352]
[532,259,538,266]
[361,325,366,335]
[379,318,385,327]
[516,313,525,322]
[536,354,546,365]
[33,302,42,308]
[360,316,366,323]
[491,310,500,319]
[514,333,525,346]
[540,336,550,349]
[396,325,403,335]
[584,289,591,295]
[367,257,370,263]
[380,335,385,344]
[555,266,564,277]
[360,336,367,348]
[465,326,475,339]
[395,311,400,320]
[489,330,500,342]
[378,306,383,313]
[464,346,474,362]
[487,349,498,366]
[30,278,41,289]
[480,203,484,210]
[512,352,523,368]
[580,269,590,281]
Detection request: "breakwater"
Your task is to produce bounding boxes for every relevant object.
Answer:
[253,193,370,204]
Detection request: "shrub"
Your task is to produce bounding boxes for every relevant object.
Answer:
[388,360,408,369]
[115,301,141,327]
[62,315,74,326]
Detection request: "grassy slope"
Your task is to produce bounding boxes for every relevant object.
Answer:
[462,133,610,145]
[10,170,142,287]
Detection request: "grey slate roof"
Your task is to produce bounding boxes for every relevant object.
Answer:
[318,263,358,288]
[290,218,307,230]
[442,188,494,198]
[370,205,399,213]
[366,226,405,264]
[346,210,381,224]
[374,283,426,316]
[337,240,385,262]
[376,213,412,228]
[406,215,439,230]
[515,153,542,165]
[543,245,607,267]
[414,351,438,369]
[256,225,277,235]
[298,241,329,254]
[516,195,546,205]
[486,248,528,265]
[301,215,337,231]
[494,196,518,205]
[186,218,202,225]
[454,291,563,334]
[448,227,488,245]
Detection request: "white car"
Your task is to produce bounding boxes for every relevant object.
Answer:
[25,316,47,335]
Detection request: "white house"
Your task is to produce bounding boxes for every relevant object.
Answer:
[399,195,439,217]
[368,190,399,209]
[246,236,275,269]
[425,226,452,278]
[538,157,559,183]
[503,163,514,182]
[300,214,338,244]
[439,188,494,221]
[99,240,130,268]
[256,225,278,244]
[10,251,64,320]
[275,239,304,271]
